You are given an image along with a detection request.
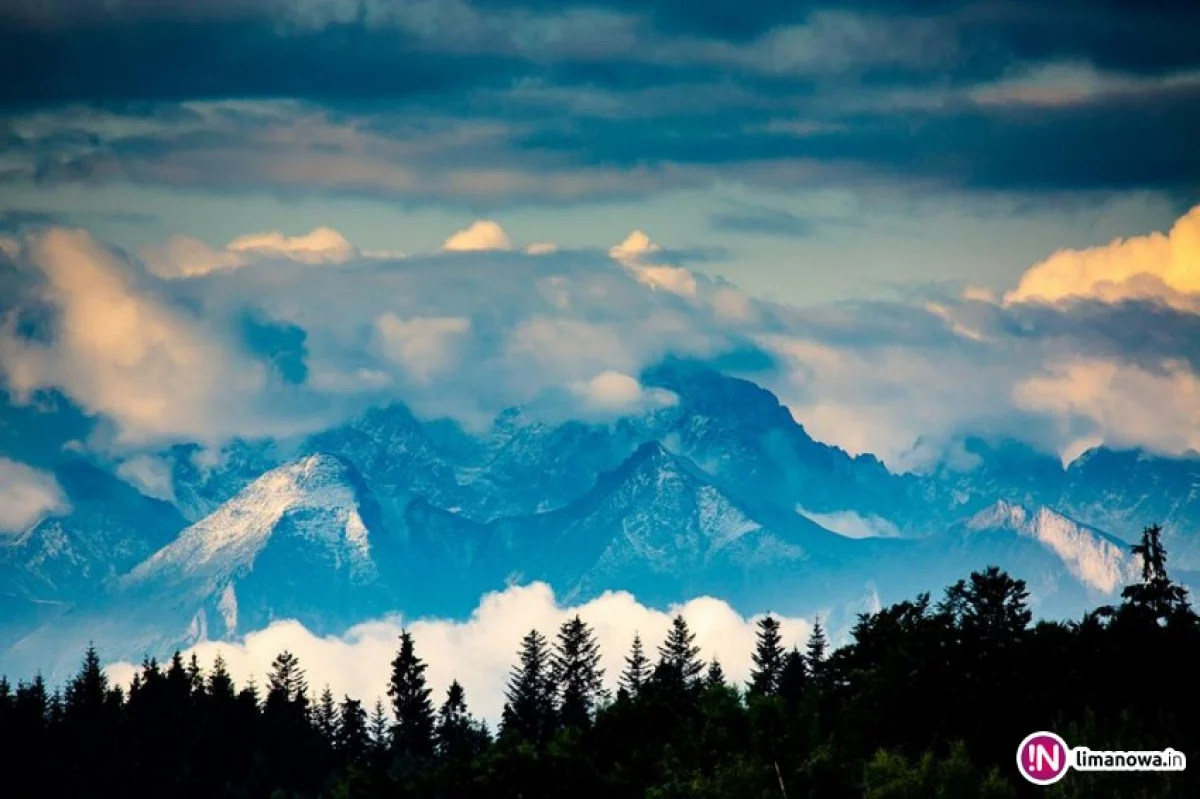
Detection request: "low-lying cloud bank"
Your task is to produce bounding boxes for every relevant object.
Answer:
[107,582,816,724]
[2,207,1199,473]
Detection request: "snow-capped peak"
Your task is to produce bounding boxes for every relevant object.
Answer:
[967,500,1138,593]
[124,453,377,590]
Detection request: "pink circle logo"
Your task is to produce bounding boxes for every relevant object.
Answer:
[1016,731,1070,785]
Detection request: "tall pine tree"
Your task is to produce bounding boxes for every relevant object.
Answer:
[806,616,828,681]
[435,680,487,762]
[749,615,785,696]
[501,629,556,744]
[551,614,606,729]
[619,634,651,697]
[657,615,704,686]
[387,630,436,762]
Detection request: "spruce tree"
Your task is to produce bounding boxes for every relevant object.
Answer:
[65,643,109,719]
[387,630,436,762]
[619,634,651,697]
[315,686,338,743]
[337,696,370,764]
[266,651,308,704]
[806,616,828,681]
[501,629,556,744]
[657,614,704,686]
[778,647,808,709]
[369,699,392,754]
[208,654,236,703]
[749,615,785,696]
[705,657,727,689]
[551,614,606,729]
[436,680,486,761]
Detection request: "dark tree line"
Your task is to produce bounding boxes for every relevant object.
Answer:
[1,524,1197,797]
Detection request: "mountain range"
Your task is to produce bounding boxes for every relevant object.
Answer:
[2,359,1198,680]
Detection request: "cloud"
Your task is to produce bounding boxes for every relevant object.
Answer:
[609,231,698,297]
[1013,357,1200,459]
[374,314,472,385]
[796,507,900,539]
[1005,206,1200,310]
[116,453,177,504]
[568,371,678,417]
[107,582,814,725]
[142,226,359,279]
[0,456,68,533]
[0,228,321,448]
[442,220,514,252]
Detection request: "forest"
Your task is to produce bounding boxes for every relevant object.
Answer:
[0,524,1195,798]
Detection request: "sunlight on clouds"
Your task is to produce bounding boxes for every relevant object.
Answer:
[142,226,360,278]
[609,230,698,297]
[116,454,178,504]
[0,229,269,446]
[1013,358,1200,455]
[1005,204,1200,309]
[107,582,813,724]
[0,457,68,534]
[442,219,513,252]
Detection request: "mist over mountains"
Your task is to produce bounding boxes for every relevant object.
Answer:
[2,359,1198,679]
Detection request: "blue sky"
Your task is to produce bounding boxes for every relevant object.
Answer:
[0,0,1198,516]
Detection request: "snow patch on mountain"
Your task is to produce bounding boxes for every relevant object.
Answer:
[124,454,376,593]
[797,507,900,539]
[967,501,1138,593]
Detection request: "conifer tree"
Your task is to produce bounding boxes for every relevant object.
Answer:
[778,647,808,708]
[208,654,236,703]
[551,614,606,729]
[749,615,786,696]
[1123,523,1192,621]
[65,643,109,719]
[657,614,704,686]
[806,617,828,681]
[337,696,370,763]
[387,630,436,761]
[369,699,392,754]
[267,650,308,704]
[315,686,338,743]
[501,629,556,743]
[436,680,487,761]
[619,634,651,697]
[186,653,205,697]
[705,657,727,689]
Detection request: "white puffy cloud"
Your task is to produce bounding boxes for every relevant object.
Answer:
[0,457,68,534]
[142,226,359,278]
[609,230,698,297]
[442,220,513,252]
[1013,357,1200,459]
[568,371,678,416]
[1005,205,1200,309]
[107,582,814,725]
[374,314,472,384]
[0,229,274,447]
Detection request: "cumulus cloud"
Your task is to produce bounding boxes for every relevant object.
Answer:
[0,457,68,534]
[1005,205,1200,310]
[568,371,678,417]
[609,231,698,297]
[442,220,513,252]
[373,314,472,384]
[0,229,277,447]
[142,226,360,278]
[1013,357,1200,459]
[107,582,814,725]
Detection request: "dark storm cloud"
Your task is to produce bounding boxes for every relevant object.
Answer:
[1,0,1198,201]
